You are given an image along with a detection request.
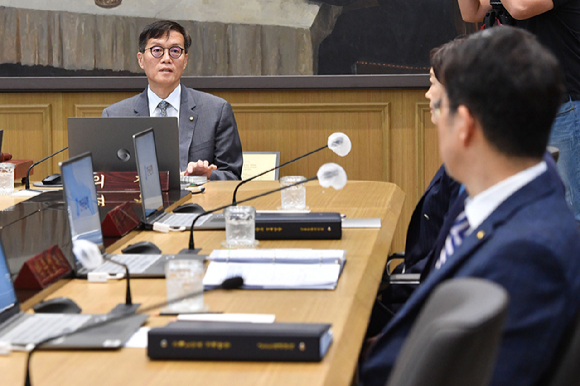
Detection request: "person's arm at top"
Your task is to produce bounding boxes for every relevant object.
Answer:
[458,0,554,22]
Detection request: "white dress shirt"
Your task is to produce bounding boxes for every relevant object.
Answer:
[147,84,181,122]
[464,161,547,232]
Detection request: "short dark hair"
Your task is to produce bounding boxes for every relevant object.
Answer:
[430,36,466,83]
[441,27,564,158]
[139,20,192,54]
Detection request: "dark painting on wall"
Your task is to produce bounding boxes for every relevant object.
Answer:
[0,0,475,77]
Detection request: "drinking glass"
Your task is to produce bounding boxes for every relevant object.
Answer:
[0,163,15,195]
[222,206,258,248]
[165,259,206,313]
[280,176,307,210]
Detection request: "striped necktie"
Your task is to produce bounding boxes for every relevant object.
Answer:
[158,100,169,117]
[435,211,470,269]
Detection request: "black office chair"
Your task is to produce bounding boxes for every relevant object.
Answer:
[543,309,580,386]
[385,278,509,386]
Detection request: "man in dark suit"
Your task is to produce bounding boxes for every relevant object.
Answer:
[360,27,580,386]
[102,20,242,180]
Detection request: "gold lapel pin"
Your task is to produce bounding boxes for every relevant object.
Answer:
[477,230,485,239]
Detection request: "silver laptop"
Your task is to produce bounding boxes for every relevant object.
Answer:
[67,117,181,191]
[60,152,196,278]
[0,237,146,349]
[133,129,225,231]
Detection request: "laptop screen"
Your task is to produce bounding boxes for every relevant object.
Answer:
[60,153,104,251]
[0,240,18,318]
[133,129,164,217]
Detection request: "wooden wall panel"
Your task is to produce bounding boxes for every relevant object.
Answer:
[0,103,53,179]
[0,88,440,253]
[233,103,390,182]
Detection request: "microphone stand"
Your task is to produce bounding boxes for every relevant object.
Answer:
[231,145,327,203]
[24,147,68,190]
[100,257,139,313]
[182,176,319,254]
[24,276,244,386]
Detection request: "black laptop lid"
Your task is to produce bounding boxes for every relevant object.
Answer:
[133,129,165,220]
[60,152,105,254]
[67,117,180,190]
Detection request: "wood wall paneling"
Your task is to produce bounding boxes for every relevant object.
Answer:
[0,104,53,179]
[1,88,438,253]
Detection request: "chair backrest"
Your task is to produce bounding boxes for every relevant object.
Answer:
[543,308,580,386]
[386,278,509,386]
[241,151,280,181]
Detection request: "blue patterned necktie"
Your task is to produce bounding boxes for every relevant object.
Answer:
[435,211,470,269]
[158,100,168,117]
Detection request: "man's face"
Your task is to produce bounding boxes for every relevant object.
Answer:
[436,92,460,178]
[137,30,188,94]
[425,68,445,125]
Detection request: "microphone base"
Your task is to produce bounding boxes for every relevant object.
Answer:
[178,247,203,255]
[108,303,141,316]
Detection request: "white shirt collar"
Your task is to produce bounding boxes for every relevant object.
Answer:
[464,161,547,231]
[147,84,181,118]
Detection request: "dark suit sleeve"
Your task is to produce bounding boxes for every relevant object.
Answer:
[209,101,243,181]
[471,241,570,386]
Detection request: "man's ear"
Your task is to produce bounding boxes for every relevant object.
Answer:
[183,53,188,70]
[455,105,477,146]
[137,52,144,70]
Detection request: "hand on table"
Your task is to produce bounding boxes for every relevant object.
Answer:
[182,160,217,178]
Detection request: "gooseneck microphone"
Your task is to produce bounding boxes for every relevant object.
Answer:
[73,240,136,312]
[24,276,244,386]
[183,176,319,254]
[231,132,352,204]
[25,146,68,190]
[231,145,325,204]
[101,257,137,311]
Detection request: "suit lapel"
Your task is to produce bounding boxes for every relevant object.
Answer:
[178,86,199,171]
[133,90,149,116]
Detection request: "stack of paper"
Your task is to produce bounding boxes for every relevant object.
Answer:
[203,249,346,290]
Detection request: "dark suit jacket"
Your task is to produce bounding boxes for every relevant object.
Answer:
[102,85,243,180]
[361,166,580,386]
[404,164,462,271]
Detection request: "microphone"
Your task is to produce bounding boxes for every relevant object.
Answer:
[24,275,244,386]
[182,163,348,254]
[231,132,351,203]
[72,240,138,313]
[25,146,68,190]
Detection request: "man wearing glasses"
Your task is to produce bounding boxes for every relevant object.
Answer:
[103,20,242,180]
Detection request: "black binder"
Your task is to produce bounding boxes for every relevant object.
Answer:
[255,212,341,240]
[148,321,333,362]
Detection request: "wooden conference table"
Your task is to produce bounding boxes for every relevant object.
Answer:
[2,180,404,386]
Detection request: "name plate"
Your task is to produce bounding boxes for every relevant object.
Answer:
[101,202,141,237]
[93,171,170,192]
[14,245,72,290]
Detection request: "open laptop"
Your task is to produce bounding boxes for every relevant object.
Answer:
[0,237,146,349]
[67,117,181,191]
[133,128,224,231]
[60,152,198,277]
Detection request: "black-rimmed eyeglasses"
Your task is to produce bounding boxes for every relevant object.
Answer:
[146,46,185,59]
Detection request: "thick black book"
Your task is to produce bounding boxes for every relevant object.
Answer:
[255,212,341,240]
[148,321,333,362]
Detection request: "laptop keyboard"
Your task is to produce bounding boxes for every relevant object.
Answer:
[157,213,198,227]
[0,313,92,345]
[92,254,162,274]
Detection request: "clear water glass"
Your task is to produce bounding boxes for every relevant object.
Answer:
[223,206,257,248]
[0,163,15,196]
[165,259,206,313]
[280,176,307,210]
